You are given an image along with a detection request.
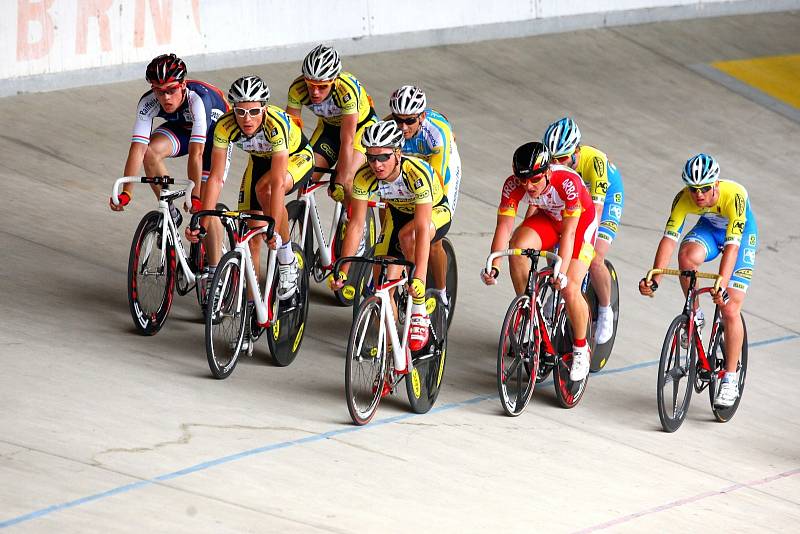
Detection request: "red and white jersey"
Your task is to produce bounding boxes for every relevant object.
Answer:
[497,165,593,222]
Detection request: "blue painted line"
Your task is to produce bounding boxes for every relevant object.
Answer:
[1,332,796,529]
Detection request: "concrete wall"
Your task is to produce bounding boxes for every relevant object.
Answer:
[2,0,798,95]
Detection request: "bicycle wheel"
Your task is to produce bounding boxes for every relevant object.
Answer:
[427,237,458,330]
[286,200,314,270]
[205,250,248,379]
[588,259,620,372]
[345,295,388,425]
[656,315,696,432]
[332,207,377,306]
[553,307,591,409]
[710,314,748,422]
[406,291,449,414]
[496,295,537,416]
[267,243,310,367]
[127,211,175,335]
[194,203,238,309]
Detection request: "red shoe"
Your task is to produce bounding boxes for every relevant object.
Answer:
[408,313,430,352]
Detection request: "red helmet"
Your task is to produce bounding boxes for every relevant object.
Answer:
[145,54,186,85]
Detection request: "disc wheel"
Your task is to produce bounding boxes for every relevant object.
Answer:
[345,295,388,425]
[205,250,248,379]
[406,290,449,414]
[656,315,696,432]
[127,211,175,335]
[266,243,310,367]
[496,295,537,416]
[710,314,748,423]
[587,259,620,372]
[427,237,458,330]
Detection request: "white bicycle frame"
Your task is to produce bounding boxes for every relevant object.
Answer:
[112,176,198,283]
[365,273,415,374]
[294,181,343,271]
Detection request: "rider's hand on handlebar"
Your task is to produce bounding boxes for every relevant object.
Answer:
[109,191,131,212]
[481,266,499,286]
[328,270,347,291]
[551,271,568,290]
[711,287,730,306]
[185,225,205,243]
[639,277,658,297]
[328,182,345,203]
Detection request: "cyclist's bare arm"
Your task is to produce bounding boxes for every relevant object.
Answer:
[639,236,677,295]
[186,141,204,202]
[111,142,149,210]
[487,213,515,271]
[186,146,228,242]
[412,202,433,288]
[335,113,359,187]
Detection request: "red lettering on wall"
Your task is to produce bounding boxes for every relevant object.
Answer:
[134,0,173,48]
[16,0,55,61]
[76,0,113,54]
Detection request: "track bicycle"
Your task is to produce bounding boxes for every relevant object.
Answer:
[112,176,234,335]
[645,268,748,432]
[486,249,591,416]
[335,256,448,425]
[286,167,378,306]
[190,210,309,378]
[583,258,620,372]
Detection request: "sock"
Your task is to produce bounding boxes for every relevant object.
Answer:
[436,288,449,306]
[598,305,612,317]
[277,242,294,264]
[723,371,738,383]
[695,308,705,324]
[574,338,587,348]
[411,302,427,317]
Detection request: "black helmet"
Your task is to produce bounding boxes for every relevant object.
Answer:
[145,53,187,85]
[512,142,550,180]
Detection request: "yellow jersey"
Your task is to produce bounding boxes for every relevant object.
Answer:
[212,104,303,158]
[352,156,444,214]
[287,72,373,126]
[574,145,610,205]
[664,179,751,246]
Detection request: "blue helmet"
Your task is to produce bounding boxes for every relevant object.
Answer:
[682,153,720,186]
[543,117,581,158]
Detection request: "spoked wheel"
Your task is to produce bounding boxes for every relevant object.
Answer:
[552,307,591,409]
[345,295,388,425]
[587,259,620,372]
[127,211,175,335]
[427,237,458,330]
[331,207,377,306]
[656,315,696,432]
[205,250,248,379]
[496,295,537,416]
[406,290,449,414]
[710,315,748,422]
[267,244,310,367]
[194,203,238,310]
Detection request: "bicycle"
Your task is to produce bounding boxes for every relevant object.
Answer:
[112,176,234,335]
[335,256,448,426]
[286,167,377,306]
[190,209,309,378]
[645,268,748,432]
[486,249,591,416]
[583,258,620,372]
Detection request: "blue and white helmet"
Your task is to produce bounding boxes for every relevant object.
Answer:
[389,85,426,115]
[543,117,582,158]
[682,153,720,186]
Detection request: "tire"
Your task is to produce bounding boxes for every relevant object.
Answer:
[345,295,388,425]
[427,237,458,331]
[588,259,620,372]
[127,211,175,335]
[332,207,377,307]
[496,295,537,416]
[656,315,696,432]
[406,290,449,414]
[286,200,314,272]
[534,274,558,384]
[710,314,748,423]
[266,243,310,367]
[194,203,238,309]
[552,305,591,409]
[205,250,248,379]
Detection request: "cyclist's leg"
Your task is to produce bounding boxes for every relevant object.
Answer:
[397,204,451,278]
[722,221,757,373]
[144,124,185,199]
[310,120,337,181]
[202,140,232,269]
[590,163,623,307]
[341,116,374,203]
[561,212,596,344]
[678,217,721,298]
[238,156,270,296]
[508,213,557,296]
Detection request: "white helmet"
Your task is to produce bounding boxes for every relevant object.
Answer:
[228,75,270,104]
[389,85,426,115]
[682,153,720,186]
[302,45,342,82]
[543,117,582,158]
[362,120,404,149]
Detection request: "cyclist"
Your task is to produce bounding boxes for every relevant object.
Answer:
[388,85,462,309]
[186,75,314,301]
[110,53,228,225]
[481,142,597,381]
[639,154,757,408]
[331,121,452,354]
[286,44,378,204]
[543,117,624,345]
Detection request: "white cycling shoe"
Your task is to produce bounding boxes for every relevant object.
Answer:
[714,375,739,408]
[570,345,591,381]
[594,309,614,345]
[277,259,299,301]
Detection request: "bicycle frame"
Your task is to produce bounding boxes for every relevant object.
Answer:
[293,179,343,271]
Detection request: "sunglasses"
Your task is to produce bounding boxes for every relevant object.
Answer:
[366,153,394,163]
[517,173,547,184]
[153,84,182,96]
[553,153,575,164]
[392,114,420,125]
[689,184,714,194]
[305,79,334,89]
[233,106,264,118]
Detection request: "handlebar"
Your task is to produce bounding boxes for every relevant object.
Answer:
[485,249,563,278]
[333,256,416,282]
[111,176,194,211]
[189,209,275,240]
[313,166,336,178]
[645,268,723,292]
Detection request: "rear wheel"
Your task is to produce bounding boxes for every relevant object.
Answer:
[127,211,175,335]
[205,250,248,379]
[587,259,620,372]
[345,295,388,425]
[286,200,313,270]
[406,290,449,414]
[553,306,591,409]
[657,315,696,432]
[497,295,537,416]
[427,237,458,330]
[332,207,377,306]
[710,314,748,422]
[266,243,310,367]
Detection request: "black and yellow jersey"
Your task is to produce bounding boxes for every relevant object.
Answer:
[287,72,373,126]
[352,156,445,214]
[212,104,303,158]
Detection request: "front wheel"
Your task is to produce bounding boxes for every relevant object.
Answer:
[656,315,696,432]
[267,243,310,367]
[710,314,748,422]
[127,211,175,335]
[345,295,388,425]
[332,207,377,307]
[205,250,248,379]
[406,290,449,414]
[497,295,537,416]
[552,306,591,409]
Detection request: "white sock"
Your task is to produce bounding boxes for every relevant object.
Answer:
[411,303,427,317]
[696,308,705,323]
[277,242,294,264]
[598,305,612,318]
[437,288,449,306]
[724,371,738,383]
